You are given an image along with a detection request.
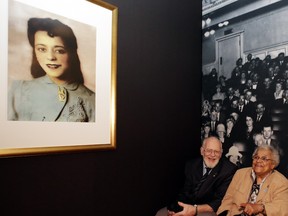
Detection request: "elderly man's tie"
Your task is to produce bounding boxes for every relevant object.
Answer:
[193,167,212,196]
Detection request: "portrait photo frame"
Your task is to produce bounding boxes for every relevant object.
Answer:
[0,0,118,157]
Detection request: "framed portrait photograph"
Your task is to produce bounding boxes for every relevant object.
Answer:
[0,0,118,157]
[202,0,288,176]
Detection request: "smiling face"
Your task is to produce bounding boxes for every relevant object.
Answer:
[201,137,222,168]
[252,148,276,178]
[34,31,69,84]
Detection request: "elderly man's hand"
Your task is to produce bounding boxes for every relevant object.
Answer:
[167,210,175,216]
[172,202,196,216]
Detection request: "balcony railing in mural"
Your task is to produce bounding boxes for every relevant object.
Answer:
[202,0,238,15]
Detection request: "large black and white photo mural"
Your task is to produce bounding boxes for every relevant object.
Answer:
[201,0,288,177]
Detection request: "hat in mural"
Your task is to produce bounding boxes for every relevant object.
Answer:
[216,123,226,132]
[226,117,235,124]
[225,146,242,158]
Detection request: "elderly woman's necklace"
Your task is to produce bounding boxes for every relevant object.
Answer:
[249,171,273,203]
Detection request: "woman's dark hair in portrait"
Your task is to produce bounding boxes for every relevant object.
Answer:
[27,17,84,84]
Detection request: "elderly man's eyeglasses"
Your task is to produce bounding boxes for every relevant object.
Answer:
[204,148,221,156]
[252,156,274,163]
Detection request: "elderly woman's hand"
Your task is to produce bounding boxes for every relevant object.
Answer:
[240,203,265,215]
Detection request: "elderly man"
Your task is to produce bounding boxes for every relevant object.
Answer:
[155,136,237,216]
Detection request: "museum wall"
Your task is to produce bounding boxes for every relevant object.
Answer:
[0,0,202,215]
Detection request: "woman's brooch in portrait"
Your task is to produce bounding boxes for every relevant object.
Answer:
[58,86,67,102]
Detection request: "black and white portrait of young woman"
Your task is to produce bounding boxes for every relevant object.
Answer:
[7,1,96,122]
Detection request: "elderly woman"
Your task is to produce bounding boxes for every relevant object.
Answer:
[217,145,288,216]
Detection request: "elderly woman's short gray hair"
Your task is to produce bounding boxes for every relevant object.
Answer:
[252,145,280,167]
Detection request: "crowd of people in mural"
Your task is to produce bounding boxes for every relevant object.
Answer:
[201,52,288,176]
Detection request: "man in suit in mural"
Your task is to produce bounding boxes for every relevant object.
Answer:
[155,136,237,216]
[253,101,271,133]
[243,53,253,72]
[257,77,274,109]
[212,101,226,124]
[251,73,261,96]
[243,90,256,114]
[262,124,282,153]
[227,97,240,115]
[208,110,219,136]
[262,123,288,177]
[222,87,238,113]
[274,52,288,73]
[237,95,246,114]
[274,89,288,107]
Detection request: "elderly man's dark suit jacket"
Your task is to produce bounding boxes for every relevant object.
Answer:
[177,157,237,212]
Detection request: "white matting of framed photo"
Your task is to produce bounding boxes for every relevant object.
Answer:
[0,0,117,157]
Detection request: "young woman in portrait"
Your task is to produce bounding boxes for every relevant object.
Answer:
[8,18,95,122]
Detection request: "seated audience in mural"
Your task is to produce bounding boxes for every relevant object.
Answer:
[202,52,288,177]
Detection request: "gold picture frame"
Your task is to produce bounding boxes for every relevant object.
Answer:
[0,0,117,157]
